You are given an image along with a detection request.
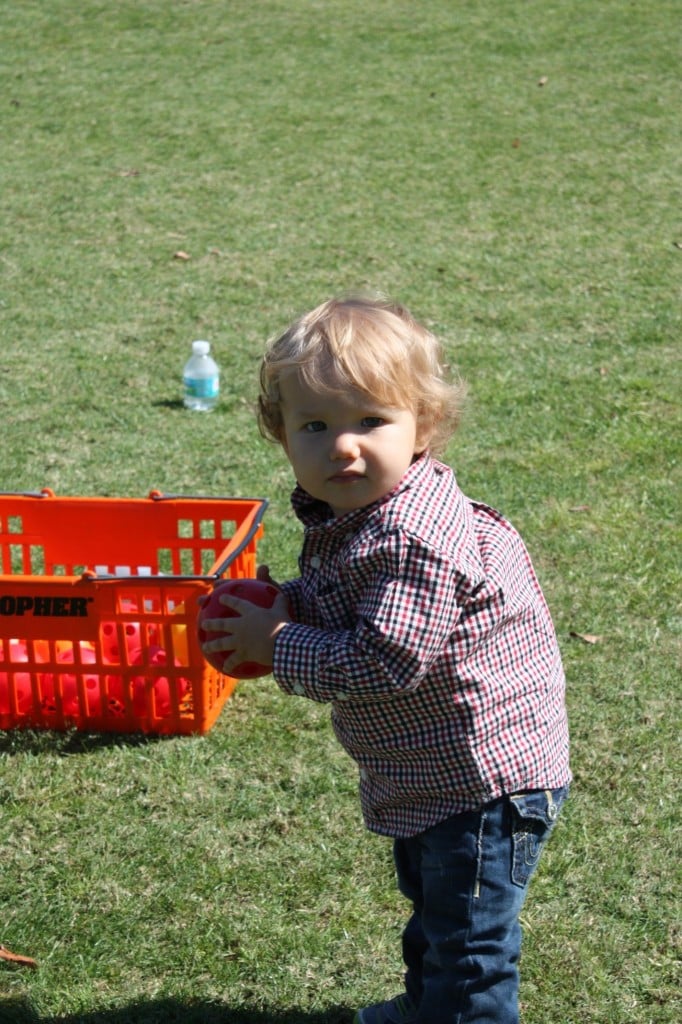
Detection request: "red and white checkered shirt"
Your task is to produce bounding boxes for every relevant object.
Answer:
[273,454,571,837]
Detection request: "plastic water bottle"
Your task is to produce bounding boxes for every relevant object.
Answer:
[183,340,219,412]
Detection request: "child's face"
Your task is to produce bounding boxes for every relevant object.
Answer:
[278,367,428,517]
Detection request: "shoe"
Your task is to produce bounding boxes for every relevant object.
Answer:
[353,993,417,1024]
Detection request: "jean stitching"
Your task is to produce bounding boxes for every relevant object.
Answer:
[473,808,486,900]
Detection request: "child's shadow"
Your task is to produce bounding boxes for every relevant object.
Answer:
[0,997,353,1024]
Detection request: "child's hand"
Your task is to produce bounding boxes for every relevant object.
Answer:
[199,585,291,676]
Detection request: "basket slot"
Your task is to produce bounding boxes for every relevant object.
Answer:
[30,546,45,574]
[155,546,231,577]
[199,519,216,539]
[167,517,238,576]
[176,517,236,540]
[1,515,24,534]
[177,518,196,539]
[156,548,174,575]
[0,543,48,576]
[0,516,25,574]
[0,542,33,576]
[48,563,90,577]
[9,544,27,574]
[0,541,89,579]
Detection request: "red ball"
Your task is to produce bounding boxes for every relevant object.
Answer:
[0,640,33,716]
[197,578,280,679]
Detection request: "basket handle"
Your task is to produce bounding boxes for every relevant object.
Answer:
[0,488,55,498]
[212,499,268,577]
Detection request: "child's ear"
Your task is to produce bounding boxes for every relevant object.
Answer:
[415,417,434,454]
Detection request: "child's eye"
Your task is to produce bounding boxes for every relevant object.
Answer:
[303,420,326,433]
[361,416,385,428]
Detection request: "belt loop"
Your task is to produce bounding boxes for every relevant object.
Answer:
[546,789,559,821]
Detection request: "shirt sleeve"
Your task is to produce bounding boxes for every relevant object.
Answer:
[279,577,304,622]
[272,530,468,703]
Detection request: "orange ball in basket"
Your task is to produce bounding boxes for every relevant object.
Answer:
[197,578,280,679]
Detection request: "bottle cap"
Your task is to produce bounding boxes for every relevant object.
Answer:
[192,340,210,355]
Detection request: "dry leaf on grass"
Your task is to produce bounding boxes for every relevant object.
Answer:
[570,631,603,645]
[0,944,37,969]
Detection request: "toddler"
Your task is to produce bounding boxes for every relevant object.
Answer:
[201,296,571,1024]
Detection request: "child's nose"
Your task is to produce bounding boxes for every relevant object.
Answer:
[331,431,361,459]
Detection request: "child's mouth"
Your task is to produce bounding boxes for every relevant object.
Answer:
[329,471,364,483]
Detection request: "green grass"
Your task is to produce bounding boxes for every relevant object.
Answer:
[1,1,680,1021]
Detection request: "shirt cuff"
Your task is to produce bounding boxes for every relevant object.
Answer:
[272,621,343,703]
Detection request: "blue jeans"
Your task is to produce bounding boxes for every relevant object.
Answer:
[393,787,568,1024]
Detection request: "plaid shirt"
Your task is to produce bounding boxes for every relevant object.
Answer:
[273,454,571,838]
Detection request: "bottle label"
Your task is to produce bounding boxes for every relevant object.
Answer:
[184,375,219,399]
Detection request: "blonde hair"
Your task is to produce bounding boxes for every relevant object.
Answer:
[258,295,465,455]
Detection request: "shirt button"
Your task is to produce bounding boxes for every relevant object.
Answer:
[309,555,321,569]
[292,683,305,696]
[360,768,368,781]
[336,691,349,701]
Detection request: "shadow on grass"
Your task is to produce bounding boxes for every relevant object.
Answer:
[0,728,170,758]
[151,399,186,410]
[1,997,354,1024]
[151,400,232,413]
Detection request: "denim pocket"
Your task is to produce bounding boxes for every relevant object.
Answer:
[509,786,568,887]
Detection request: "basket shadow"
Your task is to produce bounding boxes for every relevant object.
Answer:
[0,997,354,1024]
[0,727,170,758]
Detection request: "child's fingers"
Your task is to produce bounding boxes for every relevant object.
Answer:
[201,634,235,653]
[200,617,236,633]
[197,595,245,625]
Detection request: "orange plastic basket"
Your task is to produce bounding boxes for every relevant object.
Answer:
[0,489,267,736]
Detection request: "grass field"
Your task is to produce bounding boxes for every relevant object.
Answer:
[1,1,680,1022]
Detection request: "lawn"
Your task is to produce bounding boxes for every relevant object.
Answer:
[1,2,680,1022]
